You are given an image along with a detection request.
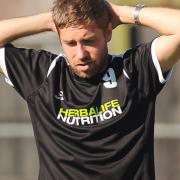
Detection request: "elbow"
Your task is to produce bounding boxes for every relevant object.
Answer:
[0,39,7,47]
[0,43,5,47]
[0,34,9,47]
[0,38,5,47]
[173,33,180,47]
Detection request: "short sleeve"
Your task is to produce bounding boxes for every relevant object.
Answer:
[123,39,172,98]
[0,44,57,100]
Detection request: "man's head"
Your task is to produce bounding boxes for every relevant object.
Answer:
[52,0,112,79]
[52,0,110,30]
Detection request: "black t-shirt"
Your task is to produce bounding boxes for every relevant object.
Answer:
[1,41,169,180]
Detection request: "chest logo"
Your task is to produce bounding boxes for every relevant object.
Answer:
[57,99,122,126]
[54,91,64,101]
[103,68,117,88]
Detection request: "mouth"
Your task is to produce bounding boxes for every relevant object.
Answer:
[76,62,92,71]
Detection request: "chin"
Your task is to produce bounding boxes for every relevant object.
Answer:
[70,64,105,79]
[77,72,96,79]
[73,69,98,79]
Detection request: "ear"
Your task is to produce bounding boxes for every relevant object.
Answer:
[106,22,113,42]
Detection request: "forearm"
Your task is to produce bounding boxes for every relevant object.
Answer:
[0,12,55,46]
[110,3,180,72]
[112,5,180,36]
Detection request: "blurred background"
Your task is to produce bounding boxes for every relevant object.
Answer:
[0,0,180,180]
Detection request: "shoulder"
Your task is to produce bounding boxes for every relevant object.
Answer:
[4,43,57,59]
[123,41,152,59]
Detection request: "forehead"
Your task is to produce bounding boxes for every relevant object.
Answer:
[59,24,104,40]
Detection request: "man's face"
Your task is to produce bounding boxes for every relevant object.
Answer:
[59,23,112,78]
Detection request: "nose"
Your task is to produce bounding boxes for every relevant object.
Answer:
[76,44,88,60]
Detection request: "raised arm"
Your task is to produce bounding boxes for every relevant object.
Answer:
[0,12,56,46]
[108,2,180,73]
[0,12,56,74]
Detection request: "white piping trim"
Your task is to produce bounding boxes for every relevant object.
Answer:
[151,38,172,84]
[47,53,64,77]
[123,69,130,80]
[0,47,14,86]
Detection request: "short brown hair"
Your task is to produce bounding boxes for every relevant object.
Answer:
[52,0,110,30]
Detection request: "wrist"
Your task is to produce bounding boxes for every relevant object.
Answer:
[38,12,55,32]
[134,4,145,25]
[44,12,55,32]
[115,6,135,24]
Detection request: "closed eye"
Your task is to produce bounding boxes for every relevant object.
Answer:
[64,40,77,47]
[82,39,97,45]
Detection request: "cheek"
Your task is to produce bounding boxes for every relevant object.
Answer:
[62,46,75,61]
[89,44,104,56]
[92,44,107,59]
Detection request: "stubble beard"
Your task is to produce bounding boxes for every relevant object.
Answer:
[70,56,108,79]
[69,45,109,79]
[70,61,100,79]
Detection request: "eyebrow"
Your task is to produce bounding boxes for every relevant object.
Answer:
[63,40,75,43]
[63,35,97,43]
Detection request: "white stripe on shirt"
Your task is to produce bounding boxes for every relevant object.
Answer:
[0,47,14,86]
[151,38,172,84]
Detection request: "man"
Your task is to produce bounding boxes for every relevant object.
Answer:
[0,0,180,179]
